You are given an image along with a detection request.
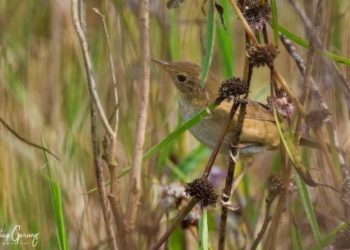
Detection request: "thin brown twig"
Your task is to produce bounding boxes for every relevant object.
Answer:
[202,100,241,180]
[287,0,350,101]
[71,0,115,138]
[281,2,350,218]
[150,198,198,250]
[294,3,318,143]
[251,177,281,250]
[71,1,117,249]
[151,98,242,250]
[92,8,120,138]
[126,0,151,245]
[92,8,126,245]
[218,46,252,250]
[229,0,308,116]
[0,116,59,161]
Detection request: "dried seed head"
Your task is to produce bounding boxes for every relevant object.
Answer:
[267,175,283,201]
[238,0,269,32]
[268,90,295,118]
[247,44,278,67]
[160,183,187,211]
[305,108,331,129]
[185,178,218,207]
[218,77,248,101]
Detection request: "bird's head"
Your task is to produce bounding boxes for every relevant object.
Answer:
[152,59,220,106]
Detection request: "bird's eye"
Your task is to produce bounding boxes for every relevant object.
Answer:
[176,74,187,83]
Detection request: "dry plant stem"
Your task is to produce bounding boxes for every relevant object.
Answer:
[0,116,59,160]
[72,1,117,249]
[326,123,350,220]
[202,100,240,179]
[218,157,236,250]
[126,0,151,241]
[229,0,308,117]
[108,194,127,247]
[218,54,252,250]
[92,8,120,138]
[279,35,325,107]
[92,8,125,239]
[250,193,275,250]
[90,103,118,250]
[218,103,247,250]
[295,43,315,142]
[71,0,115,138]
[288,0,350,100]
[153,95,243,250]
[263,153,291,250]
[280,26,350,211]
[150,198,198,250]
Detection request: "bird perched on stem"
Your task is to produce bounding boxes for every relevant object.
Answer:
[153,60,317,156]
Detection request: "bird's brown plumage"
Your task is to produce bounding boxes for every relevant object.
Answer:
[154,60,280,154]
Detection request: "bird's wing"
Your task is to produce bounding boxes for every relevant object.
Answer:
[215,99,275,122]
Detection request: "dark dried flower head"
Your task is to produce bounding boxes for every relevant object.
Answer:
[305,108,331,129]
[238,0,269,32]
[267,175,283,198]
[247,44,278,67]
[218,77,248,101]
[185,178,218,207]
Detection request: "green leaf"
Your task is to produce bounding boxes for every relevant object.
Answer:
[270,0,279,45]
[291,224,304,250]
[42,139,68,250]
[216,0,234,77]
[143,102,217,160]
[295,172,321,248]
[198,209,209,250]
[200,0,216,87]
[166,158,190,182]
[278,25,350,65]
[178,145,209,175]
[273,109,316,186]
[308,222,347,250]
[278,24,308,48]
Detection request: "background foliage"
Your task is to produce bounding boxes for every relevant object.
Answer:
[0,0,350,249]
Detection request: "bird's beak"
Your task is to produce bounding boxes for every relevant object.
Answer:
[151,58,169,69]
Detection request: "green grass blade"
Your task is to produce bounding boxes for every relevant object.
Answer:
[278,24,350,65]
[178,145,209,175]
[295,172,321,248]
[270,0,279,45]
[200,0,216,87]
[143,102,217,160]
[273,110,315,185]
[198,209,209,250]
[291,224,304,250]
[216,0,234,77]
[273,111,321,246]
[278,24,308,48]
[169,10,180,60]
[166,158,190,182]
[308,222,347,250]
[42,139,68,250]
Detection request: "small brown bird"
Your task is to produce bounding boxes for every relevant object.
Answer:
[153,59,281,156]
